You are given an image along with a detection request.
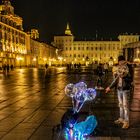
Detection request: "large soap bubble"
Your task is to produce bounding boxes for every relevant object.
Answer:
[84,88,96,101]
[74,88,96,112]
[75,90,86,102]
[65,83,77,97]
[74,82,87,92]
[65,82,97,113]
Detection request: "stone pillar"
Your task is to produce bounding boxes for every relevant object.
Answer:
[123,48,128,61]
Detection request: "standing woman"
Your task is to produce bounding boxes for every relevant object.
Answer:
[105,55,132,129]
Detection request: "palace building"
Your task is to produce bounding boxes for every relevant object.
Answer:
[0,0,57,68]
[0,0,139,68]
[53,23,139,65]
[0,0,30,68]
[123,41,140,63]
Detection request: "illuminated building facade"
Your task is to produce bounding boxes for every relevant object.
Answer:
[30,29,39,40]
[53,24,139,64]
[39,43,57,66]
[29,28,57,67]
[30,38,57,67]
[124,41,140,63]
[0,0,30,68]
[0,0,57,69]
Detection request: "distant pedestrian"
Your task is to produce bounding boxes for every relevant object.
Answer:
[96,63,104,87]
[104,63,108,74]
[74,64,77,69]
[45,63,49,75]
[2,64,6,72]
[6,64,9,72]
[105,55,132,129]
[10,64,14,70]
[45,63,48,70]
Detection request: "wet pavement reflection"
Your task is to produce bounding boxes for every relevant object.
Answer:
[0,67,140,140]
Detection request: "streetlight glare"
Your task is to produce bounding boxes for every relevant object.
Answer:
[33,58,37,61]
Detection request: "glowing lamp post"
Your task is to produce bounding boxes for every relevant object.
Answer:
[33,58,36,61]
[33,57,37,67]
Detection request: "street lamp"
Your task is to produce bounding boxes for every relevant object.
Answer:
[33,58,36,61]
[33,57,37,67]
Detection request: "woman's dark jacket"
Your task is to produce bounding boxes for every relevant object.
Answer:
[110,74,133,91]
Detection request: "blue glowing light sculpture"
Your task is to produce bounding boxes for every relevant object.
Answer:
[64,82,98,139]
[74,115,97,137]
[64,115,97,140]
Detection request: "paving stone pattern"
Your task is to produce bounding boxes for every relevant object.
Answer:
[0,67,140,140]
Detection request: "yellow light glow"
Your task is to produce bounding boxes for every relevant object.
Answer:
[16,57,23,61]
[44,58,47,61]
[53,59,56,62]
[16,57,20,60]
[58,57,63,61]
[1,52,3,57]
[33,58,36,61]
[49,61,51,66]
[134,58,140,62]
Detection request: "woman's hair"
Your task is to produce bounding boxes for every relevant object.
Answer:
[118,55,125,62]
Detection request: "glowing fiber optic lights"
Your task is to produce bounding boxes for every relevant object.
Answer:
[64,82,98,139]
[64,115,97,140]
[65,82,97,113]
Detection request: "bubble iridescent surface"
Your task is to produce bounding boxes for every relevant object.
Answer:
[74,82,87,92]
[65,82,97,113]
[65,83,76,97]
[75,90,86,102]
[84,88,96,101]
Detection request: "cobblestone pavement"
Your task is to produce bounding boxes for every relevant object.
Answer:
[0,67,140,140]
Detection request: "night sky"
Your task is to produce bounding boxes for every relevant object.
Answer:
[11,0,140,43]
